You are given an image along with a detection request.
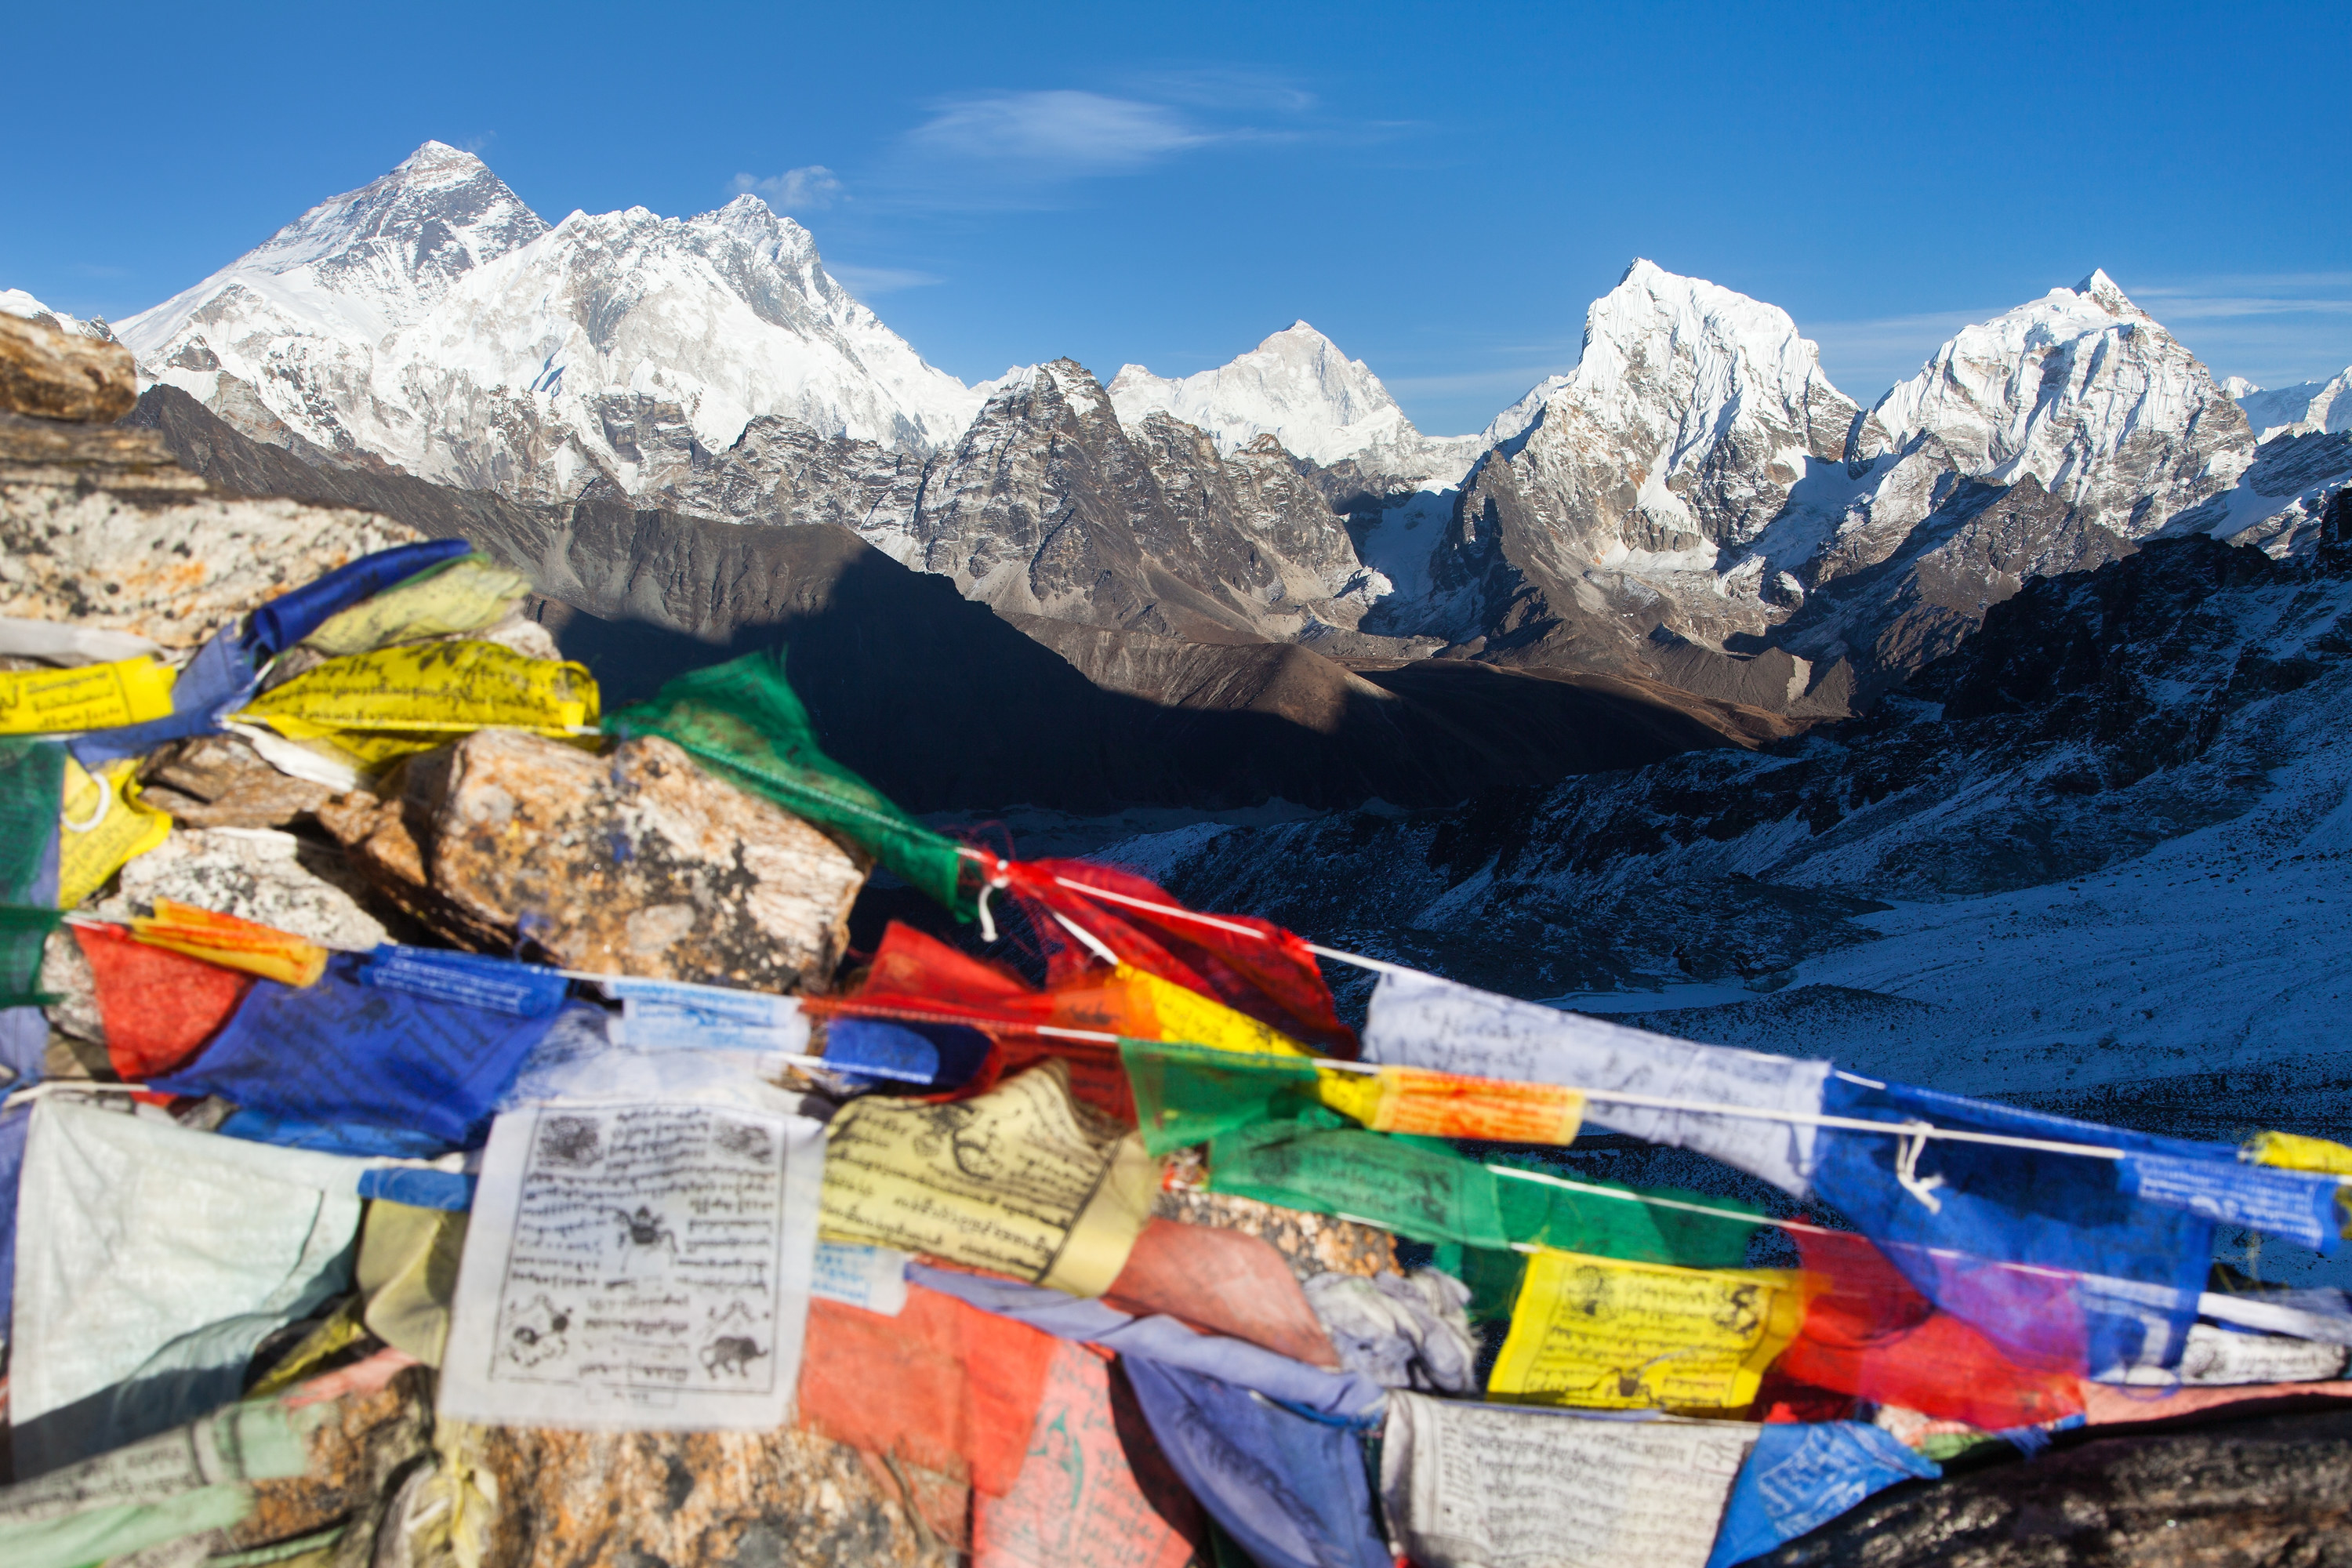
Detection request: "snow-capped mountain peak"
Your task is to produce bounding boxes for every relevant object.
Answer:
[116,147,979,495]
[1852,267,2253,526]
[123,141,547,357]
[1490,258,1860,552]
[1108,320,1469,470]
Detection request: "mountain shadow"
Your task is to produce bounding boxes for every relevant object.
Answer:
[132,386,1775,814]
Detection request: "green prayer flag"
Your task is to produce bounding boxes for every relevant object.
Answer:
[1209,1115,1512,1250]
[604,650,969,914]
[0,739,63,1007]
[1489,1162,1765,1269]
[1123,1039,1323,1156]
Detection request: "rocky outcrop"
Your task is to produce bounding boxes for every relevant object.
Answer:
[0,310,136,424]
[0,408,419,647]
[318,731,866,989]
[1754,1408,2352,1566]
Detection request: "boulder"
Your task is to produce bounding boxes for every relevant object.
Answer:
[0,411,419,648]
[92,828,390,951]
[138,735,339,828]
[1754,1407,2352,1566]
[0,310,135,423]
[319,731,866,989]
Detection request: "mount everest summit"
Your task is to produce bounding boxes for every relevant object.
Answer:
[79,141,2352,720]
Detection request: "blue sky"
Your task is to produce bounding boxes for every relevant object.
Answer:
[8,0,2347,434]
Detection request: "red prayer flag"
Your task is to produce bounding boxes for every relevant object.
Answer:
[73,921,252,1080]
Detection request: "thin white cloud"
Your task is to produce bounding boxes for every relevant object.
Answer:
[731,165,844,212]
[905,90,1213,174]
[828,263,944,299]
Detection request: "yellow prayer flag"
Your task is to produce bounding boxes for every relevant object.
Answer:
[1316,1065,1584,1143]
[0,655,176,735]
[132,897,329,987]
[238,641,598,768]
[303,555,533,658]
[818,1060,1160,1297]
[1116,966,1312,1058]
[56,757,171,909]
[1489,1248,1809,1413]
[2246,1131,2352,1176]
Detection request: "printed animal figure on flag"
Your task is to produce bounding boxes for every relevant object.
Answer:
[502,1294,573,1369]
[612,1204,680,1264]
[700,1335,768,1377]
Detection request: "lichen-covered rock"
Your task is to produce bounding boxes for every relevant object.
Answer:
[138,735,338,828]
[90,828,390,949]
[1754,1408,2352,1566]
[0,310,135,423]
[321,731,866,989]
[385,1423,953,1568]
[0,411,419,648]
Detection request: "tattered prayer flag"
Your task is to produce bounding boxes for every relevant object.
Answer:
[798,1283,1061,1497]
[302,554,532,657]
[72,921,252,1079]
[818,1061,1159,1297]
[1363,968,1831,1196]
[239,641,597,768]
[972,1340,1200,1568]
[996,857,1358,1058]
[1319,1063,1584,1143]
[1381,1392,1755,1568]
[1703,1420,1940,1568]
[1490,1166,1765,1271]
[0,656,176,737]
[1111,967,1312,1058]
[1773,1229,2085,1432]
[130,898,327,988]
[2122,1150,2346,1252]
[149,954,567,1147]
[1207,1116,1511,1250]
[1123,1040,1320,1155]
[1103,1218,1341,1369]
[56,757,170,909]
[1490,1248,1810,1412]
[2246,1130,2352,1177]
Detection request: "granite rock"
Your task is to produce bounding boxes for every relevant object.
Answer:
[138,734,339,828]
[321,731,866,989]
[0,310,136,423]
[0,410,421,648]
[90,828,390,950]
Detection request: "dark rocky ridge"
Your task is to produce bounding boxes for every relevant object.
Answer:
[132,385,1774,814]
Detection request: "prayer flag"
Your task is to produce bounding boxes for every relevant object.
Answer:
[1490,1248,1809,1412]
[239,640,597,768]
[797,1283,1060,1496]
[56,756,170,909]
[972,1339,1201,1568]
[301,553,531,656]
[1703,1420,1939,1568]
[130,898,327,988]
[1361,968,1831,1196]
[818,1061,1158,1296]
[1382,1391,1755,1568]
[71,920,252,1078]
[0,656,176,736]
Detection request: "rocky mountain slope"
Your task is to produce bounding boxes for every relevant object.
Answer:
[132,383,1777,815]
[120,143,977,498]
[1114,521,2352,1258]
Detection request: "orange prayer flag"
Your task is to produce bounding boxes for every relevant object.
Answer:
[130,898,328,988]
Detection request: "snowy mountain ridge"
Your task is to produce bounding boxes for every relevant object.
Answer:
[2230,371,2352,441]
